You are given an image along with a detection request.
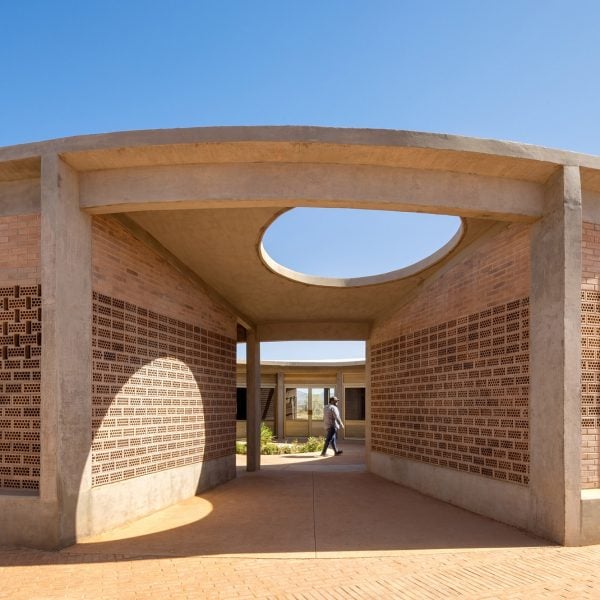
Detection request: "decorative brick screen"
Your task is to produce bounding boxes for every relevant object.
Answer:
[0,284,42,492]
[582,221,600,488]
[371,298,530,485]
[92,291,236,487]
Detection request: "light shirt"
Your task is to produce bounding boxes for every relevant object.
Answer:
[324,403,342,430]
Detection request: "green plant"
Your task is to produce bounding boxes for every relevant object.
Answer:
[261,442,280,455]
[302,436,324,452]
[235,441,247,455]
[260,423,274,447]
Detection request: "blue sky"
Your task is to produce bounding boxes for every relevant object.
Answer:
[2,1,599,360]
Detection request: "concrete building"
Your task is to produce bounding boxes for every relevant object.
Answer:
[236,359,366,440]
[0,126,599,548]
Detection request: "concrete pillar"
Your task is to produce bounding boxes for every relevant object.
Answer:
[246,330,261,471]
[276,371,285,440]
[529,165,582,545]
[40,154,92,546]
[365,340,372,470]
[336,370,345,440]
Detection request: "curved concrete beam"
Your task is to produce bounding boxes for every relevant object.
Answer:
[79,163,544,222]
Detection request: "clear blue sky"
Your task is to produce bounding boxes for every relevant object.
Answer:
[2,1,598,360]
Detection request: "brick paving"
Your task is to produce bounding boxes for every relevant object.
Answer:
[1,444,599,599]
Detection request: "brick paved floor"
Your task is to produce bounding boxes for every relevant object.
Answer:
[1,443,599,599]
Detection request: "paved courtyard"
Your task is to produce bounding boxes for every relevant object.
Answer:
[1,442,599,599]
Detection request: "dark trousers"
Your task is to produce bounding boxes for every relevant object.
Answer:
[322,426,338,453]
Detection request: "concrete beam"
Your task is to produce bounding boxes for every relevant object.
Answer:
[257,321,371,341]
[40,154,93,547]
[529,165,582,545]
[79,163,544,222]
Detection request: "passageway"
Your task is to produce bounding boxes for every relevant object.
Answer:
[63,440,546,560]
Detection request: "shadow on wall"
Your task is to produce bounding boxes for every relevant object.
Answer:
[79,291,237,542]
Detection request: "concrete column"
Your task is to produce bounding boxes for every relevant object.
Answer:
[365,340,372,470]
[529,165,582,545]
[276,371,285,440]
[40,154,92,546]
[336,370,345,440]
[246,330,261,471]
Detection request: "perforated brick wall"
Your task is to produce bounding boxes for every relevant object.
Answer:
[0,284,42,492]
[0,214,41,493]
[92,292,236,487]
[581,221,600,488]
[370,224,531,486]
[371,299,529,484]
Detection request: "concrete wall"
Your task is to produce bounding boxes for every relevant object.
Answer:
[370,223,533,530]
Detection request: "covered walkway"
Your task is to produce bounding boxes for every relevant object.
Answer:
[65,441,545,558]
[2,443,600,597]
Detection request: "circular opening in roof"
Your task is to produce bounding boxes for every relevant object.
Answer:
[260,208,463,287]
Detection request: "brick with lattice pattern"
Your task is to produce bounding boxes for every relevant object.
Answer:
[371,298,529,485]
[0,284,42,492]
[91,292,236,487]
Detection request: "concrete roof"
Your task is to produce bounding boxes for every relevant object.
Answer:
[2,126,597,339]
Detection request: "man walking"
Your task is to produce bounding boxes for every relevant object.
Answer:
[320,396,344,456]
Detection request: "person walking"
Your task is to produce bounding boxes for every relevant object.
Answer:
[320,396,344,456]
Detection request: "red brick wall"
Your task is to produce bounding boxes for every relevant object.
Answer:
[0,214,41,492]
[581,221,600,488]
[91,216,237,487]
[371,223,530,343]
[370,223,531,486]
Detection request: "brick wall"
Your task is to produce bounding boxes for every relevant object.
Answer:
[91,216,237,487]
[0,214,41,492]
[370,223,531,486]
[581,221,600,489]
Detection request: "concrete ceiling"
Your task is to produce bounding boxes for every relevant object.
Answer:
[127,207,497,335]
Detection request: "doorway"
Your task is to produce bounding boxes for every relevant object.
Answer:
[285,386,335,438]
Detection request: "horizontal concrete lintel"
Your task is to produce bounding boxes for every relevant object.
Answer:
[80,163,544,222]
[257,321,371,341]
[0,178,40,216]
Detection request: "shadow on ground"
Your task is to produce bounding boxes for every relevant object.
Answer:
[0,441,552,565]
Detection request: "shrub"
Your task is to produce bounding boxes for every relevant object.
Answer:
[302,436,324,452]
[260,423,274,446]
[234,426,325,455]
[261,442,280,455]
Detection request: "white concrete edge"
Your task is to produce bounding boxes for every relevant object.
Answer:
[259,219,465,288]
